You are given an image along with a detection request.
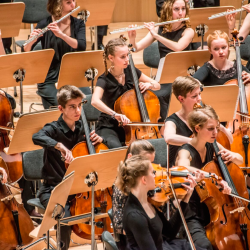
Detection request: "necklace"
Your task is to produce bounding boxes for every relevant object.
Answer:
[109,68,125,78]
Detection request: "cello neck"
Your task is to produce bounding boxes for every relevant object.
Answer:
[81,107,96,155]
[128,53,150,123]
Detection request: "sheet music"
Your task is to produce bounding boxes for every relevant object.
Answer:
[155,57,165,82]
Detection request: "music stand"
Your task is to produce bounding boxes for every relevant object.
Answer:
[189,6,234,47]
[56,51,105,92]
[168,84,239,122]
[0,3,25,39]
[155,50,210,83]
[4,109,60,155]
[0,49,54,114]
[65,148,127,250]
[72,0,117,50]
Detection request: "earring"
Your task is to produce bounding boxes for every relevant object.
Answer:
[111,62,114,69]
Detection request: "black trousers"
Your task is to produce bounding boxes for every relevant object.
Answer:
[186,218,213,250]
[39,184,73,250]
[116,234,127,250]
[96,127,125,149]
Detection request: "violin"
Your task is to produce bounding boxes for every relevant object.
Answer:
[68,102,113,240]
[224,29,250,166]
[114,42,162,145]
[195,139,250,250]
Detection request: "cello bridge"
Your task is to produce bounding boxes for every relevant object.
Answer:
[230,207,245,214]
[239,123,250,130]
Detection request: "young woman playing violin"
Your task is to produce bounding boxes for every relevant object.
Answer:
[23,0,90,109]
[32,85,103,250]
[193,30,250,86]
[174,105,242,250]
[164,76,232,167]
[116,154,206,250]
[128,0,194,123]
[91,38,160,149]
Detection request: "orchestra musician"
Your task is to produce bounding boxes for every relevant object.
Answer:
[164,76,232,167]
[32,85,104,250]
[116,154,205,250]
[128,0,194,124]
[23,0,91,110]
[174,105,241,250]
[91,37,160,149]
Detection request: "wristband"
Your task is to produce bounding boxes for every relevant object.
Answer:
[111,112,117,119]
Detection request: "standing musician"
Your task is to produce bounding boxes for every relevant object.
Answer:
[129,0,194,123]
[23,0,91,110]
[174,105,241,250]
[32,85,103,250]
[91,38,160,149]
[116,154,205,250]
[164,76,232,167]
[193,30,250,86]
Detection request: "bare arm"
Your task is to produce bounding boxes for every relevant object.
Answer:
[138,73,161,93]
[217,143,243,165]
[164,121,192,146]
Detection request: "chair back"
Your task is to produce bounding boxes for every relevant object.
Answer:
[143,42,160,69]
[147,138,167,168]
[83,94,101,122]
[240,35,250,61]
[13,0,50,23]
[102,231,119,250]
[22,149,44,181]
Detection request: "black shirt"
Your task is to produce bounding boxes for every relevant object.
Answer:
[193,61,250,86]
[32,114,85,185]
[123,192,188,250]
[96,65,142,130]
[165,113,193,167]
[175,143,214,224]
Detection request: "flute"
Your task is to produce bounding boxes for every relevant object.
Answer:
[208,7,245,20]
[23,6,80,47]
[109,18,189,34]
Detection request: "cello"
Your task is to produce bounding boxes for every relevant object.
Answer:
[114,42,161,145]
[195,139,250,250]
[69,101,113,240]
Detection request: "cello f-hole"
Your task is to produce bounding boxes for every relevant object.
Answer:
[220,203,228,225]
[232,119,238,134]
[151,127,158,138]
[83,192,89,200]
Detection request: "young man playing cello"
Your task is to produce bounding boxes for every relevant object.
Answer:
[32,85,104,250]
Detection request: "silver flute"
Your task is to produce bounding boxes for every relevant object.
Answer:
[109,18,190,34]
[208,7,245,20]
[23,6,80,47]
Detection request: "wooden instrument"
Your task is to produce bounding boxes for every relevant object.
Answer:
[68,104,113,240]
[195,139,250,250]
[114,47,161,145]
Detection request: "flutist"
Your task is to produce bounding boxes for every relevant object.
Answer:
[23,0,91,109]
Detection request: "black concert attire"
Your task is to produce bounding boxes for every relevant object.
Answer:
[193,61,250,86]
[95,65,142,149]
[165,113,193,167]
[28,15,90,109]
[123,192,205,250]
[32,114,86,250]
[93,25,108,50]
[175,143,214,250]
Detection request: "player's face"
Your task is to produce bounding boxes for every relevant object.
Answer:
[209,38,229,62]
[60,97,83,122]
[109,46,129,69]
[181,86,202,110]
[62,0,76,14]
[172,0,186,20]
[196,119,219,143]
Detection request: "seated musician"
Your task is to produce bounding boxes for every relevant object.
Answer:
[32,85,104,250]
[193,30,250,86]
[129,0,194,124]
[116,154,206,250]
[91,37,160,149]
[23,0,90,110]
[174,105,241,250]
[164,76,232,167]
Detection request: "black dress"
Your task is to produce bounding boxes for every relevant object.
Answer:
[95,65,142,149]
[30,15,90,109]
[153,26,192,122]
[165,113,193,167]
[123,192,205,250]
[193,61,250,86]
[175,143,214,250]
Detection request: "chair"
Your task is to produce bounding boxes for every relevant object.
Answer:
[143,42,160,78]
[147,138,167,168]
[83,94,101,122]
[102,231,119,250]
[240,35,250,70]
[22,149,55,249]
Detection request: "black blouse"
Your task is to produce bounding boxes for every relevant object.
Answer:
[165,113,193,167]
[175,143,214,224]
[193,61,250,86]
[96,65,142,130]
[123,192,188,250]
